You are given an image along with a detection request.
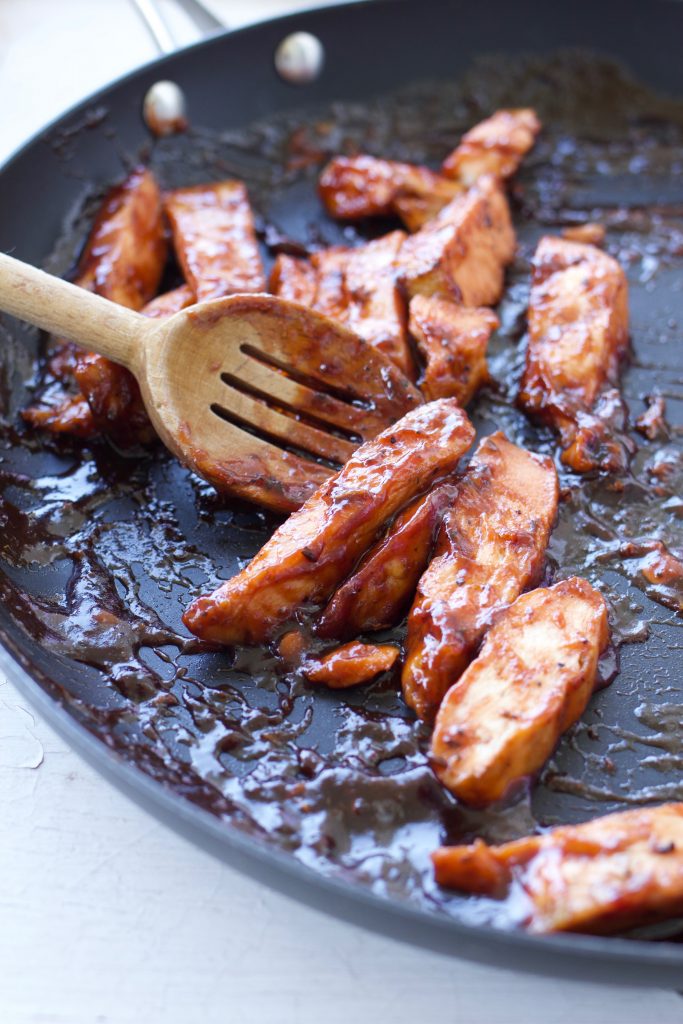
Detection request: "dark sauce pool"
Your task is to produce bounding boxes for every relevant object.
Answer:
[1,52,682,936]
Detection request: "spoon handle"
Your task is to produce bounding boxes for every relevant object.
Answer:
[0,252,152,370]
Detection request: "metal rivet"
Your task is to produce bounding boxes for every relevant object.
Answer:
[274,32,324,85]
[143,80,187,137]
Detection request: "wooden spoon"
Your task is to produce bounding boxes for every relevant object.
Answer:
[0,253,421,512]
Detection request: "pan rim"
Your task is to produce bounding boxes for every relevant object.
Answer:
[2,0,683,985]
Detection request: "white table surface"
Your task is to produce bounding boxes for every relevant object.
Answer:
[1,2,682,1021]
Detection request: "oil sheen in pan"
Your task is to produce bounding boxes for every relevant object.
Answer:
[1,51,682,935]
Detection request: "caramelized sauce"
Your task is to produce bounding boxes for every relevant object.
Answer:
[1,53,682,935]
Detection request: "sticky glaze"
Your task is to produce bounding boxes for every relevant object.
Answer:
[0,53,682,937]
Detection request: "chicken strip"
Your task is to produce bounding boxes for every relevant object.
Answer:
[409,295,497,404]
[317,484,453,639]
[318,154,462,228]
[319,110,539,231]
[74,354,155,447]
[303,642,399,688]
[518,236,629,473]
[432,804,683,935]
[75,166,167,308]
[164,180,266,301]
[270,232,414,378]
[268,254,317,306]
[397,176,516,308]
[402,432,558,721]
[431,577,609,807]
[27,168,167,443]
[308,247,350,322]
[141,284,195,319]
[183,399,475,646]
[441,109,541,185]
[343,232,413,378]
[21,391,97,439]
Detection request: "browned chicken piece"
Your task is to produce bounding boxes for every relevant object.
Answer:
[432,804,683,935]
[308,247,351,322]
[303,642,399,688]
[72,286,196,448]
[76,166,167,308]
[317,483,454,639]
[394,191,464,234]
[164,180,266,301]
[635,394,667,441]
[562,223,606,246]
[343,232,413,378]
[409,295,497,403]
[441,109,541,185]
[518,236,629,473]
[44,165,166,384]
[74,356,153,447]
[430,577,609,807]
[183,399,475,646]
[141,284,196,319]
[26,168,167,442]
[640,544,683,592]
[268,254,317,306]
[270,232,414,379]
[402,432,559,721]
[638,542,683,613]
[319,110,539,231]
[397,176,516,308]
[318,154,462,229]
[21,392,98,439]
[46,340,82,382]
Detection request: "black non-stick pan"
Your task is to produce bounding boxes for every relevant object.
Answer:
[1,0,682,988]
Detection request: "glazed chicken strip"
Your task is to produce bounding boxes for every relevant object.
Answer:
[22,392,97,439]
[164,180,266,301]
[24,167,167,444]
[141,284,196,319]
[183,400,475,646]
[318,154,462,229]
[397,176,516,308]
[431,577,609,807]
[319,109,539,231]
[441,108,541,185]
[409,295,497,403]
[75,166,167,308]
[270,232,414,378]
[343,232,413,378]
[432,804,683,935]
[518,236,629,472]
[317,484,454,639]
[308,247,350,322]
[402,432,558,721]
[269,254,317,306]
[303,642,400,689]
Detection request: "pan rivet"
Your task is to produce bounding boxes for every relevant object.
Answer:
[274,32,324,84]
[143,80,188,137]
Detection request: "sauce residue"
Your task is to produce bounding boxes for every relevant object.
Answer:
[1,52,682,936]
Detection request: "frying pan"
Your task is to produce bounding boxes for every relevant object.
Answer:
[1,0,683,988]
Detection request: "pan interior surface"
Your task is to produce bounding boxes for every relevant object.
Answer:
[0,4,682,981]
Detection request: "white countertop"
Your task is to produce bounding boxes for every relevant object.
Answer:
[1,2,682,1021]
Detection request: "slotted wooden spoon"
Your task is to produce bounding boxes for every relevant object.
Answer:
[0,253,421,512]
